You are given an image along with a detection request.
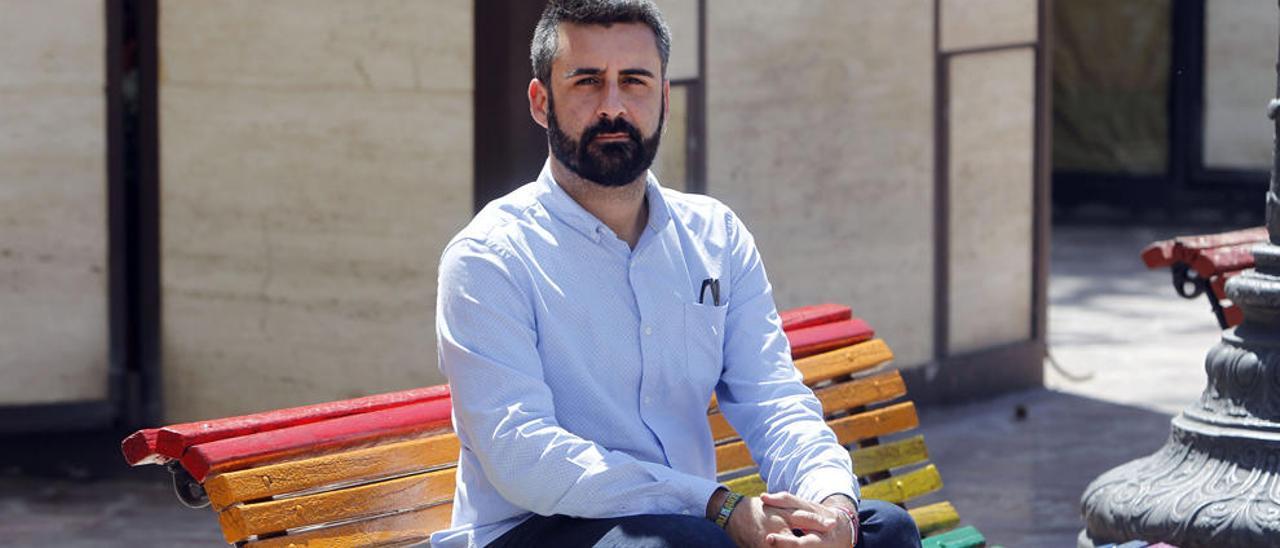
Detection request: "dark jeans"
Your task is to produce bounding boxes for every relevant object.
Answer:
[487,499,921,547]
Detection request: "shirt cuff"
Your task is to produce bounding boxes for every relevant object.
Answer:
[795,466,859,506]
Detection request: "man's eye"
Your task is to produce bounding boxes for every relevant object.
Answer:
[623,77,646,86]
[576,77,600,86]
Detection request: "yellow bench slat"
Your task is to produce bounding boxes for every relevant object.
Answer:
[707,371,909,444]
[244,503,452,548]
[851,435,929,477]
[861,464,943,503]
[205,433,460,510]
[715,402,920,475]
[910,500,961,537]
[218,468,455,543]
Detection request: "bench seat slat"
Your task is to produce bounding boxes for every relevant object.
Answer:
[860,464,943,503]
[205,433,461,510]
[1189,242,1257,277]
[910,501,961,537]
[244,504,451,548]
[709,369,907,444]
[121,428,166,466]
[219,468,455,543]
[851,435,929,477]
[184,399,453,482]
[715,403,919,476]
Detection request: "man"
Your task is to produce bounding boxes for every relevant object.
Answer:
[432,1,920,546]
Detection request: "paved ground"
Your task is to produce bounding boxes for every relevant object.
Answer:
[0,224,1237,547]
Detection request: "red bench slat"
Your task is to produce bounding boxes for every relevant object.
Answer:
[781,304,853,332]
[788,318,875,359]
[122,428,166,466]
[1175,226,1269,253]
[137,385,451,462]
[180,398,454,482]
[1141,240,1177,269]
[1189,243,1257,278]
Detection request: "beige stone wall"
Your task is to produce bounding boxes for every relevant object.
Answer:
[160,0,472,421]
[1203,1,1278,170]
[941,0,1037,52]
[0,0,109,404]
[706,1,937,368]
[947,49,1036,355]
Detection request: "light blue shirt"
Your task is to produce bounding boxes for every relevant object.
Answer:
[431,163,858,547]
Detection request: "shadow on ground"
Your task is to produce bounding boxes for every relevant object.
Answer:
[915,388,1178,547]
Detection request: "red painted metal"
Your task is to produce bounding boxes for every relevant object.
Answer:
[1141,240,1178,269]
[151,385,450,459]
[780,304,853,332]
[180,398,454,482]
[788,318,875,359]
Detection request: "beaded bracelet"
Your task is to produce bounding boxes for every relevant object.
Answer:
[714,491,744,528]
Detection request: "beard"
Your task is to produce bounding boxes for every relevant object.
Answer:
[546,93,664,188]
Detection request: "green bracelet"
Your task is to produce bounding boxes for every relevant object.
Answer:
[714,491,744,528]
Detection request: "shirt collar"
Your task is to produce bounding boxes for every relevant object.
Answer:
[535,160,673,243]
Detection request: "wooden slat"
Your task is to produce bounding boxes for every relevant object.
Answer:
[245,503,453,548]
[219,469,455,543]
[851,435,928,477]
[121,428,167,466]
[910,501,961,537]
[781,304,852,332]
[826,402,919,445]
[921,525,986,548]
[793,339,894,385]
[707,369,906,444]
[1190,243,1257,278]
[715,403,919,475]
[708,413,735,442]
[1175,226,1268,252]
[205,432,461,510]
[1140,239,1177,269]
[814,371,907,415]
[155,385,451,459]
[861,464,943,503]
[789,319,874,359]
[183,399,453,482]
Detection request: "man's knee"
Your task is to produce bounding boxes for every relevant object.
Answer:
[857,499,921,547]
[602,514,733,548]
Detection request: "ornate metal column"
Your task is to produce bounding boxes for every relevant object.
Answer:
[1078,5,1280,547]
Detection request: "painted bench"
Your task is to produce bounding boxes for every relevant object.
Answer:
[1141,226,1269,329]
[122,304,986,547]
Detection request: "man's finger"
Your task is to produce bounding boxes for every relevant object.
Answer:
[765,532,822,547]
[780,509,835,532]
[761,492,808,509]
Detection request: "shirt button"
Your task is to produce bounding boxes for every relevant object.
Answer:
[643,325,653,336]
[643,396,652,405]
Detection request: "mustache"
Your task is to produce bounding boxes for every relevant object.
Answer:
[581,117,643,145]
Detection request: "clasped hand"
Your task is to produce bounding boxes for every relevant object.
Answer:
[725,492,853,548]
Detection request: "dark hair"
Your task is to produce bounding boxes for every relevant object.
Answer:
[530,0,671,85]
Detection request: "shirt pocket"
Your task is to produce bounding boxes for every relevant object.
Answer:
[683,301,727,399]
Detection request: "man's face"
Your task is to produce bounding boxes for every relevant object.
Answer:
[533,22,667,187]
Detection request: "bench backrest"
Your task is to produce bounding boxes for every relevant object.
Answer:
[123,304,957,546]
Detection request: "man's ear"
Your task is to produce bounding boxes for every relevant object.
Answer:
[529,78,550,129]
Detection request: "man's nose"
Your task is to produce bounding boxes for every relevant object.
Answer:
[597,81,626,120]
